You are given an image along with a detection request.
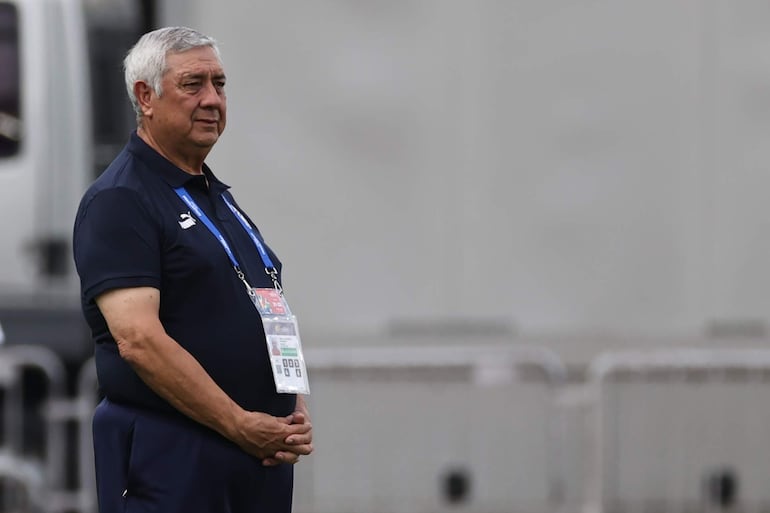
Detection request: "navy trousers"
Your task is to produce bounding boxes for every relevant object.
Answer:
[92,399,294,513]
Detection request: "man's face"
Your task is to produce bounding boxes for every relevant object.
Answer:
[145,46,227,156]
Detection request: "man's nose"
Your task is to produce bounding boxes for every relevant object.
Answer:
[200,81,224,107]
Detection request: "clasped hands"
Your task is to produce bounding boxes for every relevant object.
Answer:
[234,408,313,466]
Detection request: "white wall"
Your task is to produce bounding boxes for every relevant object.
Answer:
[159,1,770,342]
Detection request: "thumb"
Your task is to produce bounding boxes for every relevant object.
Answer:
[291,411,307,424]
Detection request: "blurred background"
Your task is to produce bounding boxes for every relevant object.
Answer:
[2,0,770,512]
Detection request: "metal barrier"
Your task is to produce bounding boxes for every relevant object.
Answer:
[2,346,69,490]
[294,344,568,513]
[583,348,770,513]
[0,342,571,513]
[0,450,46,512]
[0,344,97,513]
[0,345,69,513]
[6,342,770,513]
[0,343,568,513]
[44,357,97,513]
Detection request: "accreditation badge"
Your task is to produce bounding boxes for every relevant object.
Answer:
[252,288,310,395]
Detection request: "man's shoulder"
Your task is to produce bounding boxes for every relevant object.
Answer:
[76,148,160,223]
[81,145,164,206]
[88,148,143,195]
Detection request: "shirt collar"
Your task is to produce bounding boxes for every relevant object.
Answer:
[126,131,230,193]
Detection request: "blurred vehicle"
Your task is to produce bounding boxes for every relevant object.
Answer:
[0,0,146,373]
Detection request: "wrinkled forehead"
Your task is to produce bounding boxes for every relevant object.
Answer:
[164,46,225,77]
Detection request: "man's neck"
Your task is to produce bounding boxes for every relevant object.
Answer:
[137,126,207,175]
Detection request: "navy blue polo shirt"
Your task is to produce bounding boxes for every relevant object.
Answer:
[73,131,295,418]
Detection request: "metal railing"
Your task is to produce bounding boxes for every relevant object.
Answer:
[295,344,569,513]
[0,345,68,513]
[583,348,770,513]
[0,342,571,513]
[43,358,97,513]
[6,342,770,513]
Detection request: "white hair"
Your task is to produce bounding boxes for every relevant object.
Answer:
[123,27,221,122]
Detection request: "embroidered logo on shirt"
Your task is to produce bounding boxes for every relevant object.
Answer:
[178,212,197,229]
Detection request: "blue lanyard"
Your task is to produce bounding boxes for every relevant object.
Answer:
[221,195,275,269]
[173,187,282,291]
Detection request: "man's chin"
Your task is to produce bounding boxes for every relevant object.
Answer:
[192,132,221,148]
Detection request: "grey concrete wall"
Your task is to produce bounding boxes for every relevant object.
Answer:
[158,1,770,344]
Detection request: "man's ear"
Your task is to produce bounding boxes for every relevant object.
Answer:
[134,81,155,118]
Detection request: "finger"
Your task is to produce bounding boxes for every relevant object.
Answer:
[262,457,280,466]
[286,432,313,445]
[288,422,312,434]
[283,443,313,456]
[274,451,300,464]
[291,412,307,424]
[282,424,311,442]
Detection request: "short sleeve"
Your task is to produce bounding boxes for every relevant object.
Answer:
[73,187,162,302]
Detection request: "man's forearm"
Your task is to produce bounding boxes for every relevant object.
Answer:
[119,330,245,441]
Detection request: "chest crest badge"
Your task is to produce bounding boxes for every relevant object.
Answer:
[178,212,197,230]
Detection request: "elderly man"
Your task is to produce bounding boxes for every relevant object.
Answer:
[73,27,312,513]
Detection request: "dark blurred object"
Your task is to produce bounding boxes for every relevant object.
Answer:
[33,237,69,277]
[0,304,90,367]
[442,467,471,505]
[703,466,738,510]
